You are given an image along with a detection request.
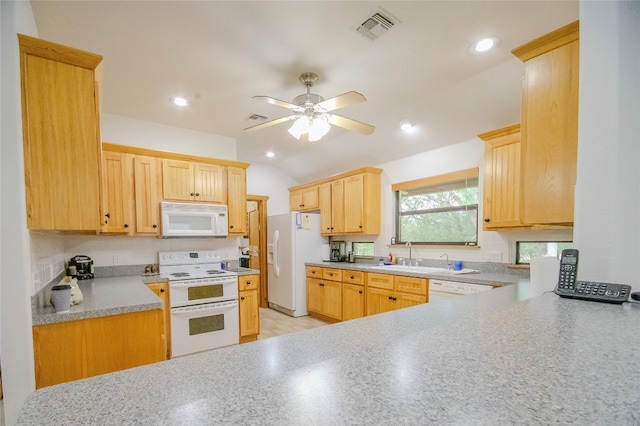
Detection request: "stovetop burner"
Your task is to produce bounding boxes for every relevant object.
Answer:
[158,250,237,281]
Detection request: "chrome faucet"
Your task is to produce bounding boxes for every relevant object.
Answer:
[406,242,412,261]
[440,253,453,269]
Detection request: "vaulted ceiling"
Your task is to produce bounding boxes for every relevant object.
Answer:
[31,1,579,182]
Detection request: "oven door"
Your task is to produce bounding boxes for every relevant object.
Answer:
[171,300,239,357]
[170,278,238,307]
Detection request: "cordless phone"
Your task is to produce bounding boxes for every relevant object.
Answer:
[554,249,632,304]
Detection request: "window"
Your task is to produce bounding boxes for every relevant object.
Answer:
[393,168,479,245]
[352,242,374,256]
[516,241,574,264]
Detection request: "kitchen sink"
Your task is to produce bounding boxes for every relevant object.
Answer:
[370,265,449,274]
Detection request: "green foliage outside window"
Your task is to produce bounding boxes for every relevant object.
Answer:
[516,241,574,264]
[396,177,478,245]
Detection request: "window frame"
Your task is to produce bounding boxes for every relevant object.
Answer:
[392,168,479,246]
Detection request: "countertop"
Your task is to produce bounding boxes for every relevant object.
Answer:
[32,275,164,325]
[18,279,640,425]
[306,261,523,286]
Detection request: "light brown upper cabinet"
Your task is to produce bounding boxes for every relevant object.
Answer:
[226,166,247,235]
[512,21,579,226]
[296,167,381,236]
[289,185,319,212]
[133,156,162,235]
[479,124,524,230]
[101,151,134,234]
[162,160,227,203]
[19,34,103,231]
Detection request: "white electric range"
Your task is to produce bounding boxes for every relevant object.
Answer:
[159,250,239,357]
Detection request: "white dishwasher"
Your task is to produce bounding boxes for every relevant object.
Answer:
[429,279,493,303]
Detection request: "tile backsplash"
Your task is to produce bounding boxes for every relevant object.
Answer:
[30,232,66,295]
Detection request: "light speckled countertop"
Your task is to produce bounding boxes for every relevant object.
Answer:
[18,278,640,425]
[306,261,524,286]
[32,275,164,325]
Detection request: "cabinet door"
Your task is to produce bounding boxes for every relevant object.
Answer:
[227,166,247,234]
[290,189,303,211]
[342,283,365,321]
[162,160,194,201]
[481,125,523,229]
[301,186,319,210]
[146,281,170,359]
[330,179,345,234]
[322,280,342,320]
[134,156,162,234]
[396,293,427,309]
[101,151,134,234]
[343,174,364,233]
[518,27,579,225]
[307,278,324,314]
[366,287,396,315]
[194,163,226,203]
[239,289,260,337]
[319,182,333,234]
[20,35,102,231]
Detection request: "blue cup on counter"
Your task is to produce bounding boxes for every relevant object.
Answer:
[454,261,463,271]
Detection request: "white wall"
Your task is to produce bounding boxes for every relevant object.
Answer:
[574,1,640,284]
[0,2,38,423]
[246,162,298,216]
[101,113,237,160]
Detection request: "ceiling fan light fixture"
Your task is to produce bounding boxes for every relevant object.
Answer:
[288,116,310,140]
[308,117,331,142]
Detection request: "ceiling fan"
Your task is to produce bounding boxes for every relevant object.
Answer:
[244,72,375,142]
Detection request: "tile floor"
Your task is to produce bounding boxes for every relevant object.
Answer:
[258,307,330,339]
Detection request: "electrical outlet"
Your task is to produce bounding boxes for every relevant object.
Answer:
[484,251,503,263]
[113,255,121,265]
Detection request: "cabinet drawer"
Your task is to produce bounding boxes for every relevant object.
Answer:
[323,268,343,282]
[238,275,259,291]
[306,266,322,278]
[395,276,428,295]
[342,270,364,285]
[367,272,394,290]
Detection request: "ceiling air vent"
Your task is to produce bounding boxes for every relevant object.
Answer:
[247,113,268,122]
[355,12,395,41]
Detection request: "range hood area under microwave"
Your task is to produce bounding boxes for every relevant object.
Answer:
[160,202,229,238]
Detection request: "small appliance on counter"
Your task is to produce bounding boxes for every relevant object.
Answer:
[68,255,94,280]
[330,241,346,262]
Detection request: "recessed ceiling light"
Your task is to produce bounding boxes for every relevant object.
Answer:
[172,97,188,107]
[399,119,413,132]
[265,152,275,158]
[473,37,499,53]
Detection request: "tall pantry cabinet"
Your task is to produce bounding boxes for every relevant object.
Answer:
[18,34,103,231]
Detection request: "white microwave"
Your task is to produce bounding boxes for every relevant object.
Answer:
[160,202,228,238]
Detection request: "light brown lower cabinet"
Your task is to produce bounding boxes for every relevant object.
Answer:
[239,274,260,342]
[32,309,165,389]
[146,281,171,359]
[306,277,342,321]
[342,283,366,320]
[366,272,428,316]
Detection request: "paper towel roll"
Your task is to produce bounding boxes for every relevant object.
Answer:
[530,256,560,295]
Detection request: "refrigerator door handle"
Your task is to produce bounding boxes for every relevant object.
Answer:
[273,230,280,277]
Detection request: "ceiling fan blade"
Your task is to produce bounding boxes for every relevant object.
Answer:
[328,114,375,135]
[244,115,296,132]
[253,96,301,110]
[317,91,366,112]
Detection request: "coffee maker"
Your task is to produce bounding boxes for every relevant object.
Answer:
[68,255,94,280]
[329,241,346,262]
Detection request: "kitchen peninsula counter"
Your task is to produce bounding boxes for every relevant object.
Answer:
[306,261,524,287]
[18,279,640,425]
[32,275,164,325]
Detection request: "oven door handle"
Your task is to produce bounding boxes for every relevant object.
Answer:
[171,300,238,314]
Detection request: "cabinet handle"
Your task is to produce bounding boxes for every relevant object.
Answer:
[388,296,393,300]
[105,213,110,218]
[160,288,165,293]
[240,296,245,300]
[350,275,354,279]
[245,281,251,285]
[329,273,333,276]
[359,225,363,229]
[190,192,195,196]
[319,283,325,287]
[195,193,200,197]
[299,204,304,207]
[124,224,129,228]
[358,290,363,294]
[230,225,234,229]
[484,218,490,222]
[153,224,158,228]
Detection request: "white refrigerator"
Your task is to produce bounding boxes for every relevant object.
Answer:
[267,212,324,317]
